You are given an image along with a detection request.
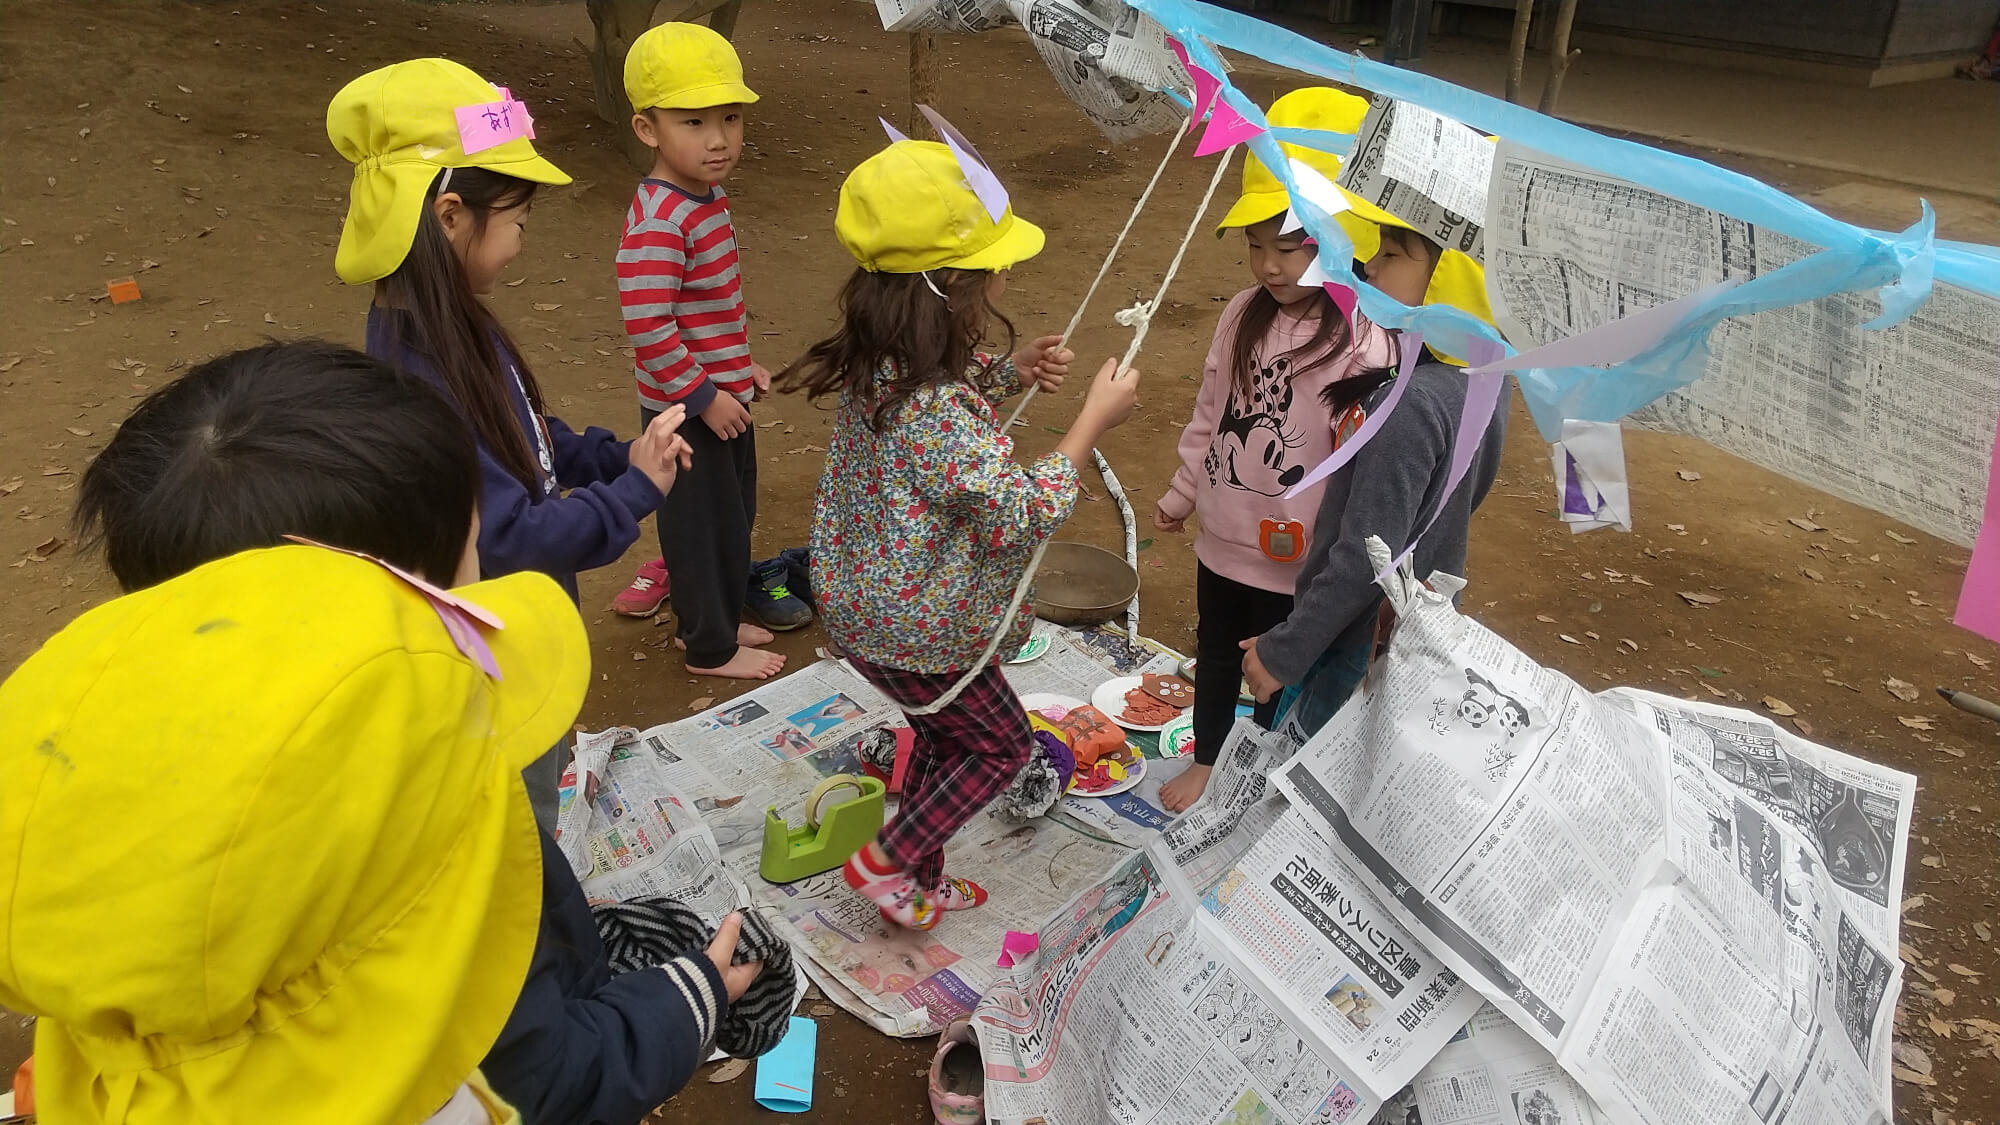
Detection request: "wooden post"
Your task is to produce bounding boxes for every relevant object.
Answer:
[1504,0,1534,103]
[1537,0,1582,114]
[907,32,939,138]
[1383,0,1432,65]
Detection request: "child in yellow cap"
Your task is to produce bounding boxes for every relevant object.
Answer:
[1154,87,1398,814]
[328,58,696,824]
[615,23,802,677]
[9,340,769,1125]
[775,138,1142,929]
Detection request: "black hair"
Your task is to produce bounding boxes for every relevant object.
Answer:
[374,167,547,490]
[75,340,481,591]
[776,267,1017,432]
[1230,220,1354,402]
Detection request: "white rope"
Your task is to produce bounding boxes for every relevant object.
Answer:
[900,137,1238,717]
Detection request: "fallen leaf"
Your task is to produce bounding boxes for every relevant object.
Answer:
[1892,1042,1933,1076]
[707,1057,751,1083]
[1885,530,1917,545]
[1885,677,1919,702]
[1792,718,1813,737]
[0,478,22,496]
[1927,1015,1955,1038]
[1921,855,1943,867]
[1903,894,1930,911]
[1974,921,1991,941]
[710,794,744,809]
[65,426,93,437]
[1700,683,1728,699]
[505,277,527,287]
[1560,634,1582,645]
[41,465,70,476]
[1892,1065,1937,1087]
[1833,532,1858,544]
[1968,653,1992,669]
[1899,715,1937,731]
[1536,614,1557,623]
[807,1002,838,1018]
[1787,517,1823,532]
[631,651,647,661]
[1761,696,1797,717]
[0,355,21,372]
[532,302,563,311]
[687,695,715,711]
[1620,638,1640,652]
[1678,591,1723,606]
[25,536,65,562]
[1800,567,1824,582]
[1676,469,1701,481]
[263,312,277,324]
[1933,987,1954,1005]
[1946,963,1982,978]
[1666,523,1686,532]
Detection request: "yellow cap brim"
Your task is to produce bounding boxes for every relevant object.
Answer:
[643,81,761,109]
[945,213,1046,273]
[1214,189,1290,236]
[335,147,572,286]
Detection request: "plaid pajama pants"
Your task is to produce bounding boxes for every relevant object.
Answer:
[845,655,1035,890]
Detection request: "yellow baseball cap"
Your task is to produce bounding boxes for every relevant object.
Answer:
[625,22,760,112]
[836,140,1045,274]
[328,58,572,285]
[0,545,588,1125]
[1214,86,1372,234]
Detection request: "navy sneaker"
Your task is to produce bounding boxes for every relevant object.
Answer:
[747,556,814,631]
[777,545,815,610]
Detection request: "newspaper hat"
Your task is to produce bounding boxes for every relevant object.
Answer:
[0,545,587,1124]
[328,58,571,285]
[836,138,1045,273]
[1214,86,1372,234]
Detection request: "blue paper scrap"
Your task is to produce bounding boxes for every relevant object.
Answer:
[754,1016,818,1113]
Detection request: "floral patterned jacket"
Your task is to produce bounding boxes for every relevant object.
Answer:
[810,358,1078,674]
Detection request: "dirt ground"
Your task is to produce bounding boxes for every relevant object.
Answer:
[0,0,1995,1121]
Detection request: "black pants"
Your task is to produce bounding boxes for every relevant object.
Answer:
[1193,562,1294,766]
[644,405,757,667]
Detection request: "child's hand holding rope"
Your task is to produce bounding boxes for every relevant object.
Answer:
[1013,334,1075,394]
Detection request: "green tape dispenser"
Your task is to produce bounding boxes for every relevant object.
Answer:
[759,773,886,884]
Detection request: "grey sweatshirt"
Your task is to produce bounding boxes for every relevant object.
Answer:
[1257,361,1509,685]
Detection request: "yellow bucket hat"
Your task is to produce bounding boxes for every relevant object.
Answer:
[835,140,1046,274]
[1214,86,1372,234]
[0,545,589,1125]
[625,21,761,112]
[328,58,572,285]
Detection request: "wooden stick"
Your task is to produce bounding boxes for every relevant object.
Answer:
[1536,0,1581,114]
[1505,0,1534,104]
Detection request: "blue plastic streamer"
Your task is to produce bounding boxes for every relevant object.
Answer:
[1134,0,2000,438]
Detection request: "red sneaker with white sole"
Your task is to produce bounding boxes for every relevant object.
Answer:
[612,557,670,617]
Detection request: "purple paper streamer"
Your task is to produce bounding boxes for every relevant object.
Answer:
[1561,452,1595,517]
[1279,332,1424,500]
[1375,338,1507,582]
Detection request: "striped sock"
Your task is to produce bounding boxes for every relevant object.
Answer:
[844,848,938,931]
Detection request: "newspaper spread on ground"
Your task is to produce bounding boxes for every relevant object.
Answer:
[971,721,1485,1125]
[1369,1004,1602,1125]
[1486,140,2000,548]
[871,0,1189,139]
[1271,566,1913,1125]
[563,623,1189,1037]
[1338,97,1490,262]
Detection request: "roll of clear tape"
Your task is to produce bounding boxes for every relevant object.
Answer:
[804,775,866,829]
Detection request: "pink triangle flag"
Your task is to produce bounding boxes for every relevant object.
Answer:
[1166,38,1222,122]
[1194,96,1264,158]
[1323,282,1358,327]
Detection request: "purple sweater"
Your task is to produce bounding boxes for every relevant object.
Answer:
[367,306,662,600]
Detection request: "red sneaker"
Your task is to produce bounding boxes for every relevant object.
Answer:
[611,558,670,617]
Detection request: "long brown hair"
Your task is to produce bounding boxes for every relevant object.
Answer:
[375,167,547,490]
[776,267,1016,432]
[1227,284,1353,404]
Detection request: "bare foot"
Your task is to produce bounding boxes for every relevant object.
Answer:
[687,646,787,680]
[1159,763,1213,813]
[672,623,777,650]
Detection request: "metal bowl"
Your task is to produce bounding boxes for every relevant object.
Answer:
[1033,541,1139,627]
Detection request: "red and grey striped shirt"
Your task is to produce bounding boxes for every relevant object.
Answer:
[617,179,754,412]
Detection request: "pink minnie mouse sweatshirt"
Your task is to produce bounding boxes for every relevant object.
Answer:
[1158,287,1396,594]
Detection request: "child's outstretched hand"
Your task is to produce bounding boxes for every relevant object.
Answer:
[1152,505,1185,534]
[704,911,766,1003]
[750,362,773,402]
[1014,335,1074,393]
[702,392,753,440]
[632,405,695,496]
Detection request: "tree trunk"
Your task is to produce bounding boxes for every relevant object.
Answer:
[1536,0,1581,114]
[906,32,939,138]
[585,0,749,171]
[1504,0,1533,103]
[1383,0,1432,65]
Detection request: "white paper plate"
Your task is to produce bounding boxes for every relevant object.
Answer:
[1158,713,1196,758]
[1006,633,1052,664]
[1071,752,1146,798]
[1090,675,1183,732]
[1019,692,1089,719]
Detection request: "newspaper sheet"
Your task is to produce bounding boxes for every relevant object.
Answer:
[1370,1005,1603,1125]
[564,625,1188,1037]
[1486,141,2000,547]
[871,0,1190,140]
[1271,577,1910,1125]
[1338,98,1490,262]
[971,721,1484,1125]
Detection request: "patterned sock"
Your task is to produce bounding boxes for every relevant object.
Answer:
[844,848,938,930]
[931,875,989,912]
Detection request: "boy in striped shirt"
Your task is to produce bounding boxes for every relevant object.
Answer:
[617,22,801,680]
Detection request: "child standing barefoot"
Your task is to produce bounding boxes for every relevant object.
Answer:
[777,140,1141,929]
[1155,88,1394,814]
